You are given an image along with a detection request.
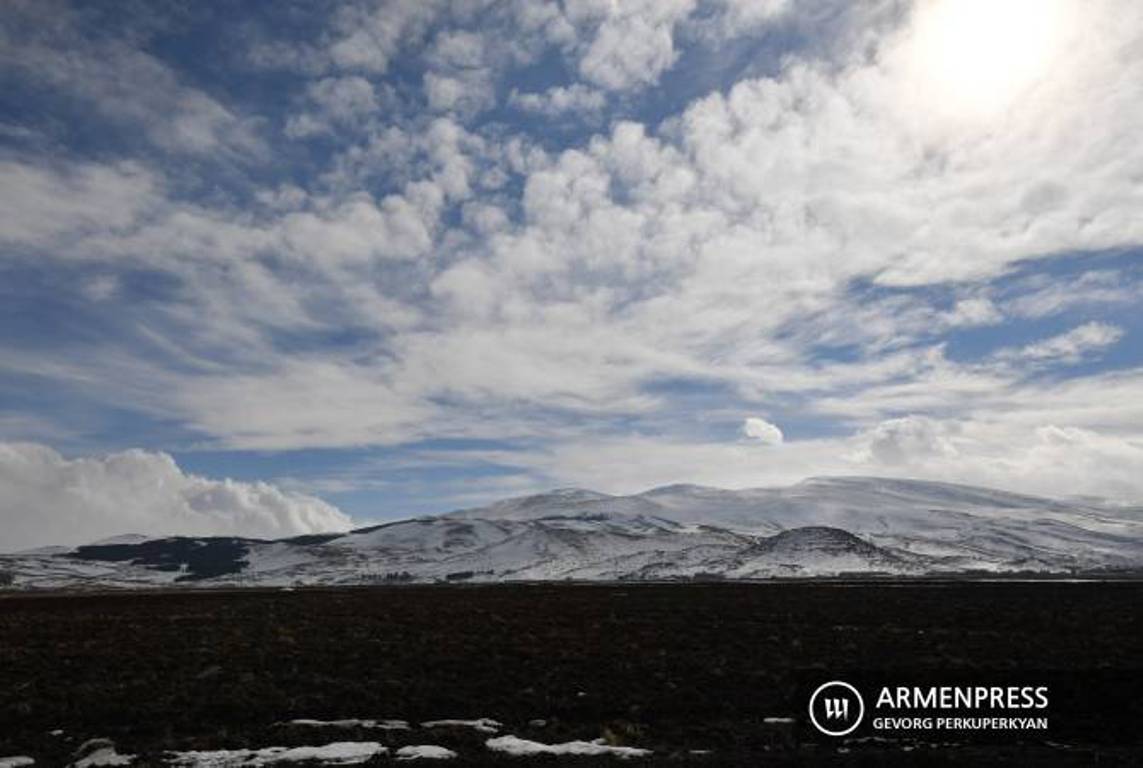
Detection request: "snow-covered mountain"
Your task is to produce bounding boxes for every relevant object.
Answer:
[2,477,1141,589]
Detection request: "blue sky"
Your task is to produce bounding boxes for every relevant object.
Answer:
[2,0,1142,548]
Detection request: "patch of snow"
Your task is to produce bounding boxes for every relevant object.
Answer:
[395,745,457,760]
[282,718,409,731]
[485,736,651,758]
[165,742,386,766]
[72,746,134,767]
[0,757,35,768]
[421,718,501,733]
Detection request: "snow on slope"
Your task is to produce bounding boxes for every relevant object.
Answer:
[631,477,1143,569]
[1,477,1140,588]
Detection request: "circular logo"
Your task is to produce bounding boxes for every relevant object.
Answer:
[808,680,865,736]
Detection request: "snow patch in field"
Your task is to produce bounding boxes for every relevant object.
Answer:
[282,718,410,730]
[421,718,501,733]
[73,746,134,766]
[395,745,457,760]
[485,736,650,758]
[70,741,134,767]
[0,757,35,768]
[165,742,386,765]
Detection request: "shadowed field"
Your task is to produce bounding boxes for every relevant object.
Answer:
[1,582,1140,765]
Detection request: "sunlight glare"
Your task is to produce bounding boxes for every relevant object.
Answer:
[908,0,1071,118]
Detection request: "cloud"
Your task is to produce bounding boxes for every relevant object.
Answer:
[284,76,379,138]
[1005,270,1142,319]
[845,415,1143,501]
[0,442,352,552]
[851,415,960,465]
[424,70,496,115]
[742,417,784,445]
[1,0,1142,513]
[479,408,1143,503]
[0,2,264,157]
[941,297,1003,328]
[569,0,696,91]
[325,0,440,74]
[0,160,156,250]
[509,84,607,117]
[996,322,1124,364]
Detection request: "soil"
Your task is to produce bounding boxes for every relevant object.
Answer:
[1,581,1140,765]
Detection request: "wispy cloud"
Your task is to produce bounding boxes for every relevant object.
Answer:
[996,322,1124,365]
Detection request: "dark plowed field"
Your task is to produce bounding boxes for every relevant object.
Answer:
[1,582,1140,765]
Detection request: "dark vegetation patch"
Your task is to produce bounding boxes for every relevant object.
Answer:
[71,538,251,581]
[0,583,1140,765]
[280,533,345,546]
[752,526,902,560]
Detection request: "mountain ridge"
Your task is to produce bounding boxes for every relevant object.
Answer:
[1,476,1140,589]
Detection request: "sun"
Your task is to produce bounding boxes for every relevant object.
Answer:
[904,0,1072,119]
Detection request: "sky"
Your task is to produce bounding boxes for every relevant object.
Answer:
[2,0,1142,550]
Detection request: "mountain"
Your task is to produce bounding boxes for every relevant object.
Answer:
[2,477,1141,589]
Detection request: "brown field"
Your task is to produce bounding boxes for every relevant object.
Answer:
[1,582,1141,765]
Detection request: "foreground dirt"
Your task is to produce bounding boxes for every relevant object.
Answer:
[0,582,1140,765]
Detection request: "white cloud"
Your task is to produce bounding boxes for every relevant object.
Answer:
[997,322,1124,364]
[0,442,352,552]
[285,76,379,138]
[510,84,607,117]
[424,71,496,115]
[172,361,437,450]
[845,416,1143,502]
[850,415,960,465]
[481,407,1143,503]
[0,161,156,249]
[942,297,1003,328]
[279,193,439,266]
[326,0,441,73]
[564,0,696,91]
[704,0,790,33]
[742,417,784,445]
[0,4,264,157]
[1006,270,1141,319]
[2,0,1142,507]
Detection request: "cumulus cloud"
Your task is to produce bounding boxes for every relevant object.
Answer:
[0,442,352,552]
[326,0,440,74]
[564,0,696,91]
[742,417,784,445]
[851,415,961,465]
[284,76,379,138]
